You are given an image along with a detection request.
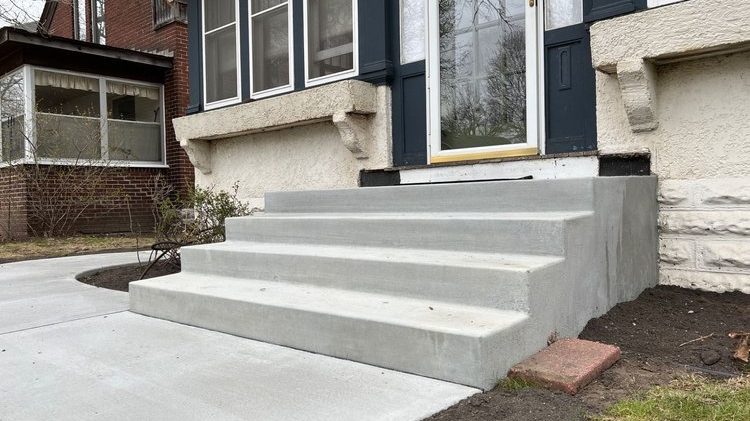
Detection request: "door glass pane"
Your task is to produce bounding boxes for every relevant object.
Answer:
[545,0,582,30]
[252,3,290,92]
[205,25,238,103]
[401,0,425,64]
[307,0,354,79]
[205,0,236,31]
[439,0,526,151]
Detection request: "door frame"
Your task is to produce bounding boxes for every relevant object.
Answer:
[426,0,546,164]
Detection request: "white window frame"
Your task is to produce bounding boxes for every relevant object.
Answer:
[303,0,359,88]
[426,0,546,163]
[201,0,242,111]
[0,65,167,169]
[249,0,295,99]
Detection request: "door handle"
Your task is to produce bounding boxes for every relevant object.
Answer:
[529,0,535,6]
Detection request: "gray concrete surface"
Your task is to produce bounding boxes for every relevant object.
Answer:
[0,253,478,421]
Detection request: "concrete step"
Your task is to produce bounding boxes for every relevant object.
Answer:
[225,211,593,255]
[265,178,595,213]
[129,274,533,389]
[180,241,564,310]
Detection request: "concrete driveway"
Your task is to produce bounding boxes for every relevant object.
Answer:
[0,253,478,421]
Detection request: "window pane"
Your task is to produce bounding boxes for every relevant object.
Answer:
[251,0,285,13]
[401,0,425,64]
[108,121,162,161]
[93,0,106,44]
[252,5,290,92]
[36,114,101,160]
[545,0,582,30]
[205,25,238,103]
[75,0,86,40]
[205,0,236,31]
[307,0,354,79]
[1,71,25,162]
[106,82,161,122]
[35,70,100,117]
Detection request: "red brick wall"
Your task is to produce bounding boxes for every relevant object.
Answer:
[47,1,75,39]
[1,165,165,239]
[0,167,29,241]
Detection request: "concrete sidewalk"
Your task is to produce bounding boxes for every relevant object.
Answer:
[0,253,478,421]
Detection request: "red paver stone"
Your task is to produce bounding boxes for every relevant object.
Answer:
[507,338,621,395]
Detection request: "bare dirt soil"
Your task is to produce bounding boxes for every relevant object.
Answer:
[77,261,180,292]
[428,286,750,421]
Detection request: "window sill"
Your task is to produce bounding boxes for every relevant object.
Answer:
[175,79,379,174]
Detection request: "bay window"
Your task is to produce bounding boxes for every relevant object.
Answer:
[202,0,241,109]
[305,0,358,85]
[250,0,294,97]
[0,66,165,167]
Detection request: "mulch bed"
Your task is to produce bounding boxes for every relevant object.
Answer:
[77,261,180,292]
[428,286,750,421]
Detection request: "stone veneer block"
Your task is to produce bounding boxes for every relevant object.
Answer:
[507,339,621,395]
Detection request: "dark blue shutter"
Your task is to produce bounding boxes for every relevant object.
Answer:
[583,0,648,22]
[389,0,427,166]
[544,24,597,154]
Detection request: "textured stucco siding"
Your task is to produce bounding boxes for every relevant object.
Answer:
[592,0,750,293]
[190,85,392,208]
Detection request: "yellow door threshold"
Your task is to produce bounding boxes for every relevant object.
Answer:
[430,147,539,164]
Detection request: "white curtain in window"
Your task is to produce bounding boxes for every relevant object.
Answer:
[545,0,583,30]
[401,0,425,64]
[35,71,99,92]
[106,82,160,100]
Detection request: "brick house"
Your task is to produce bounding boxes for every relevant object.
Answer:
[0,0,193,239]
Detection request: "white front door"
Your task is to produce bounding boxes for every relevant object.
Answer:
[427,0,542,163]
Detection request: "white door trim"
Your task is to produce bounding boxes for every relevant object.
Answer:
[426,0,545,163]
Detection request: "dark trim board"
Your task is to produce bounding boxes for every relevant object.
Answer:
[599,153,652,176]
[583,0,649,22]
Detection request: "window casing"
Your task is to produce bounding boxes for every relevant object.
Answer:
[201,0,242,110]
[0,66,165,167]
[303,0,359,87]
[91,0,106,45]
[250,0,294,99]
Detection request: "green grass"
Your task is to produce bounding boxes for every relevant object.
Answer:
[598,375,750,421]
[499,377,538,391]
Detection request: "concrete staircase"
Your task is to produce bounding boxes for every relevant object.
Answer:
[130,177,658,390]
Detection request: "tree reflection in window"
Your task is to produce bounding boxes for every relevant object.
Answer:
[439,0,526,150]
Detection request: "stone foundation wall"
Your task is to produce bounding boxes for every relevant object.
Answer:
[659,178,750,293]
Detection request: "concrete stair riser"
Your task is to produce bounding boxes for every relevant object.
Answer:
[180,243,563,310]
[265,179,595,214]
[225,213,593,255]
[130,275,530,389]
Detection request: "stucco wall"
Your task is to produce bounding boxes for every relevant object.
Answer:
[187,84,392,209]
[592,0,750,293]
